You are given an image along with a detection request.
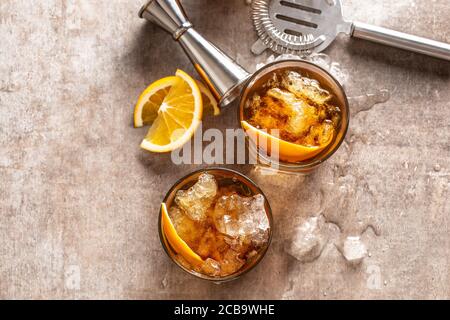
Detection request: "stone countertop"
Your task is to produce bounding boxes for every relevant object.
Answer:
[0,0,449,299]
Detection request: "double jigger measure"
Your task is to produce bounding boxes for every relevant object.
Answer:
[139,0,250,108]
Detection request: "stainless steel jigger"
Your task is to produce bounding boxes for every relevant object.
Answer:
[139,0,250,107]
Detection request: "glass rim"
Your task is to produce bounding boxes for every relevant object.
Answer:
[159,167,274,282]
[238,58,350,171]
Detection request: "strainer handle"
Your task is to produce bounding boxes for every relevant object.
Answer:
[351,22,450,61]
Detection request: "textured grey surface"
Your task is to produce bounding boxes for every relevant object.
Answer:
[0,0,449,299]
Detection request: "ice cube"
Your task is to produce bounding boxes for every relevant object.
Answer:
[213,193,270,247]
[246,93,289,130]
[267,88,319,136]
[219,248,245,275]
[285,216,328,263]
[201,258,221,277]
[282,71,332,105]
[169,206,205,249]
[224,235,251,254]
[303,121,335,146]
[246,82,338,148]
[196,227,230,261]
[264,72,281,89]
[341,236,367,265]
[175,173,218,222]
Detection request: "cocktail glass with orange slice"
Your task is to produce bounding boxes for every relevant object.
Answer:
[159,168,273,281]
[239,60,350,174]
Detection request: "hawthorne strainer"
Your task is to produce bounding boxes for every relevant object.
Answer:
[251,0,450,60]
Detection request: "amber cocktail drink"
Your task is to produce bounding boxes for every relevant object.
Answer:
[160,169,272,281]
[240,60,349,173]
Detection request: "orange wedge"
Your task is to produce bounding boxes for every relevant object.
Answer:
[161,203,204,267]
[196,80,220,116]
[139,70,203,153]
[134,76,180,128]
[241,120,331,162]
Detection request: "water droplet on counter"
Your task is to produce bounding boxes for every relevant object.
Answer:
[307,54,348,85]
[308,53,332,69]
[161,276,168,288]
[348,89,390,115]
[318,172,382,259]
[250,52,388,272]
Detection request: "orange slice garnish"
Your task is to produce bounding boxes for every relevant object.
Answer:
[241,120,331,162]
[161,203,204,267]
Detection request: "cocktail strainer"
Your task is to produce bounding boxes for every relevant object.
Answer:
[251,0,450,60]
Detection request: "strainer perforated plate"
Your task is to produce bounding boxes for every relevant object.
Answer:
[251,0,344,55]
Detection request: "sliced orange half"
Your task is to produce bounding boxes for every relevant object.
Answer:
[161,203,204,267]
[134,76,180,128]
[241,120,331,162]
[138,69,203,153]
